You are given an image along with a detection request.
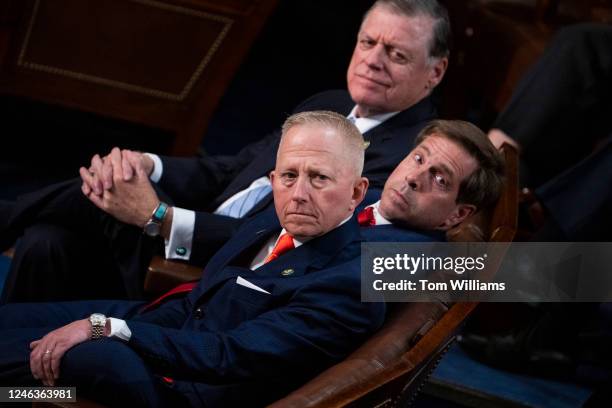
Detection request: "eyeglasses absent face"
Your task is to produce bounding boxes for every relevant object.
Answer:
[379,134,478,230]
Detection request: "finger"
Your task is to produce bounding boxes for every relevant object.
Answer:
[30,340,40,349]
[109,147,123,181]
[122,150,134,181]
[79,167,96,195]
[125,152,140,177]
[41,346,55,386]
[50,347,63,380]
[91,155,105,195]
[102,155,115,190]
[86,189,105,210]
[30,348,43,382]
[90,154,104,173]
[81,180,91,196]
[133,156,148,179]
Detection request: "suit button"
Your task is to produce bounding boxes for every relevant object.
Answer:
[193,307,204,319]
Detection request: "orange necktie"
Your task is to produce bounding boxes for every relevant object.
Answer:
[264,233,295,264]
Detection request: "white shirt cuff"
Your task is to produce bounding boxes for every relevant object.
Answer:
[108,317,132,341]
[144,153,163,183]
[165,207,195,260]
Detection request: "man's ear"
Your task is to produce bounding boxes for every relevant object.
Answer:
[427,57,448,89]
[436,203,476,230]
[269,170,276,184]
[349,177,369,211]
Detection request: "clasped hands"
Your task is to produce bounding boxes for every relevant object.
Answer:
[79,147,159,228]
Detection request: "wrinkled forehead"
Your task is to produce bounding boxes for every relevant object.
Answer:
[415,134,477,178]
[361,4,434,46]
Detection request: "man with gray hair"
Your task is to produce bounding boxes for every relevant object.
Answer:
[0,110,383,407]
[0,0,452,302]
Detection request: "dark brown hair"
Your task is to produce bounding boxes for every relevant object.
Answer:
[415,120,505,211]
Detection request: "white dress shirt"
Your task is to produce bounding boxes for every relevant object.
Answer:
[367,200,392,226]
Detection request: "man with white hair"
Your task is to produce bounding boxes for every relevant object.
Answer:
[0,111,383,407]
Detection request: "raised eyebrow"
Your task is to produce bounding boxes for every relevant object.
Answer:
[433,163,455,183]
[358,30,373,39]
[417,145,431,155]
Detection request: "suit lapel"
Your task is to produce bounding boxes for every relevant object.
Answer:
[196,212,361,301]
[199,207,281,295]
[254,216,361,278]
[363,96,436,143]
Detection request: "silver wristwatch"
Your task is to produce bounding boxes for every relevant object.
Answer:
[89,313,107,339]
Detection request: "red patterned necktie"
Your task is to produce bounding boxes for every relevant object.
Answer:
[264,233,295,264]
[357,206,376,227]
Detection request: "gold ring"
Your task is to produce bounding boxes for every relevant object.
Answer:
[44,349,52,355]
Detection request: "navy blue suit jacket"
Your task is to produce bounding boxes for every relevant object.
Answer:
[158,90,436,264]
[126,206,386,407]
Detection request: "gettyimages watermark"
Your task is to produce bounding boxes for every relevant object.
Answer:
[361,242,612,302]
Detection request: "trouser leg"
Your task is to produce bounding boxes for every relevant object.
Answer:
[494,23,612,187]
[1,224,124,303]
[1,178,164,301]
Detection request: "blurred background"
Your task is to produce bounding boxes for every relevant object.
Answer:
[2,0,609,200]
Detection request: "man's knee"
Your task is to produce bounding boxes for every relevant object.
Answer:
[17,224,76,260]
[61,339,166,407]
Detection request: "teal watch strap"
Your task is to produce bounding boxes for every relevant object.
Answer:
[152,202,169,222]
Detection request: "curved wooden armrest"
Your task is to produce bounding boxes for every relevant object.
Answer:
[144,255,202,295]
[268,301,449,408]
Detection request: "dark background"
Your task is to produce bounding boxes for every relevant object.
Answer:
[0,0,376,198]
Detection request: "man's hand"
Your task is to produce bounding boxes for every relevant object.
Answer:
[488,129,520,151]
[85,151,161,228]
[30,319,91,386]
[80,147,155,196]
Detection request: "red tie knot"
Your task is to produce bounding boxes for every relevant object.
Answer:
[358,206,376,227]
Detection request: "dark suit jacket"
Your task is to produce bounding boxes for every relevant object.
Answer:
[126,206,386,407]
[158,90,437,264]
[361,224,446,243]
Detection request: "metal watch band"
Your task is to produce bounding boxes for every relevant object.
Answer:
[91,325,105,339]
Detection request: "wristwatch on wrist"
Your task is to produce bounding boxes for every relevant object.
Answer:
[89,313,107,339]
[143,202,169,237]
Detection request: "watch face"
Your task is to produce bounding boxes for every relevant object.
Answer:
[90,313,106,325]
[144,221,161,237]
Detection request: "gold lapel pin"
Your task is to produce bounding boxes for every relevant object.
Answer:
[281,268,294,277]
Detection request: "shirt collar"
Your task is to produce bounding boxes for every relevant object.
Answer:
[347,106,400,134]
[369,200,392,226]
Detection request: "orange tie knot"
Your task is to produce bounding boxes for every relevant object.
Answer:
[264,233,295,264]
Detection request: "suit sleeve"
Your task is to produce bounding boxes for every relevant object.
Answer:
[188,212,246,266]
[157,129,281,210]
[124,263,385,382]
